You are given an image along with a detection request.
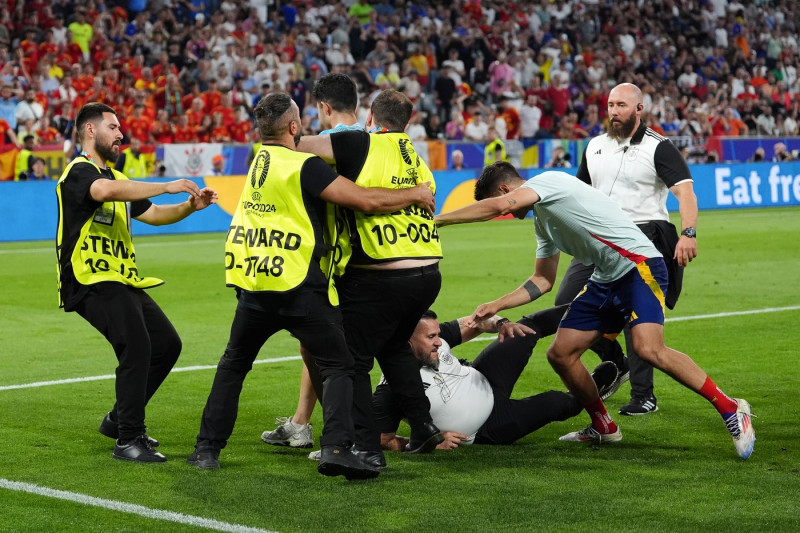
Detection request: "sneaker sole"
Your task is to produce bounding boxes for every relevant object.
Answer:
[260,437,314,449]
[619,405,658,416]
[187,459,220,470]
[112,452,167,463]
[601,371,630,400]
[404,432,445,454]
[317,461,379,480]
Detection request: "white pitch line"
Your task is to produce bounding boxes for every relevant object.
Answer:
[2,306,799,391]
[0,478,276,533]
[0,356,301,392]
[466,305,800,343]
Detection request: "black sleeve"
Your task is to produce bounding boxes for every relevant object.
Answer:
[299,156,340,198]
[439,319,463,348]
[575,148,591,184]
[372,381,404,434]
[329,130,370,181]
[130,198,153,218]
[60,162,105,209]
[654,139,693,188]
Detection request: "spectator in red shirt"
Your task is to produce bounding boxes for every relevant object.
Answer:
[195,115,214,143]
[203,79,223,114]
[149,109,175,144]
[229,106,252,143]
[173,114,197,143]
[209,111,231,143]
[211,92,236,127]
[185,96,206,128]
[124,103,151,143]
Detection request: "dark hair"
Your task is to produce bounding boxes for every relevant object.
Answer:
[23,134,34,143]
[420,309,438,321]
[254,93,295,140]
[371,90,413,131]
[75,102,116,141]
[312,73,358,113]
[474,161,521,201]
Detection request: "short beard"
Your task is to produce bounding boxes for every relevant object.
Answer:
[416,352,439,371]
[96,139,119,164]
[608,114,637,141]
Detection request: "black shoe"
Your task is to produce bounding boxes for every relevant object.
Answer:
[591,361,620,400]
[112,435,167,463]
[317,445,380,480]
[99,412,160,447]
[187,449,220,470]
[404,422,444,454]
[619,395,658,416]
[352,448,388,472]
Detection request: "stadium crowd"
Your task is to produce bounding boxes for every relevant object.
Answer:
[3,0,800,179]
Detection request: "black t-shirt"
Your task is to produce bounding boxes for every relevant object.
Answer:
[329,130,371,181]
[238,150,341,316]
[58,162,152,310]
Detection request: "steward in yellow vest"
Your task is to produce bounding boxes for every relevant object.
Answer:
[14,134,35,180]
[192,92,435,474]
[296,89,446,454]
[114,137,148,178]
[55,102,217,463]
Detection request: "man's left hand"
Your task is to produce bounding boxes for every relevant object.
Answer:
[674,236,697,267]
[189,187,218,211]
[436,431,469,450]
[498,321,535,342]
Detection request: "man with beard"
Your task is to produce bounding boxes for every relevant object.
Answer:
[549,83,699,416]
[55,102,218,463]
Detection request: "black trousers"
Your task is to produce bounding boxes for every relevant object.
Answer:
[196,291,355,450]
[339,264,442,452]
[473,332,581,445]
[75,283,182,441]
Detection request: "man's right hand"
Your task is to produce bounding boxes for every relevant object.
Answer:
[413,180,436,215]
[436,431,469,450]
[165,179,202,198]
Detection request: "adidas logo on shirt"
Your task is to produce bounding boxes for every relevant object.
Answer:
[595,149,601,155]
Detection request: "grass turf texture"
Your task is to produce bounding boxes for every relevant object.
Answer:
[1,207,799,532]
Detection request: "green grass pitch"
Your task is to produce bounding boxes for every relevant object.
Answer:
[1,207,799,532]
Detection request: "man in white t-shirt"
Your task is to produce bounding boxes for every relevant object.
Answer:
[375,310,619,449]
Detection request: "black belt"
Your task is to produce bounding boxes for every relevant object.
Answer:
[347,262,440,279]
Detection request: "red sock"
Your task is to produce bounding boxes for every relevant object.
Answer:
[698,376,738,415]
[584,397,618,434]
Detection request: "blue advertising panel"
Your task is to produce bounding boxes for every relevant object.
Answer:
[3,161,800,242]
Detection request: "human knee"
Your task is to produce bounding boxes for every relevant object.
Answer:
[546,346,570,370]
[217,352,253,373]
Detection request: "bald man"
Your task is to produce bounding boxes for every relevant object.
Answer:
[548,82,699,416]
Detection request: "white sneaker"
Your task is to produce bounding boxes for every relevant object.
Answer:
[559,425,622,444]
[725,399,755,460]
[308,449,321,461]
[260,417,313,448]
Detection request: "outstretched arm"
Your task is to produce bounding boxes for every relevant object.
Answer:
[468,253,561,326]
[296,134,335,162]
[134,187,218,226]
[90,177,203,203]
[435,186,540,227]
[320,177,435,215]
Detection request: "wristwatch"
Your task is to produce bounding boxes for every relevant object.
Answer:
[681,227,697,238]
